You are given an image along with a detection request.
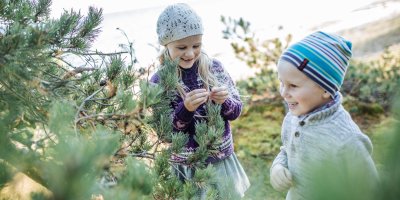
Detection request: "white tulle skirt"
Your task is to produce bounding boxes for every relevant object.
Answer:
[173,153,250,199]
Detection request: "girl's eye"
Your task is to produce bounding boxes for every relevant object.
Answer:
[177,47,186,50]
[289,84,297,88]
[193,45,200,49]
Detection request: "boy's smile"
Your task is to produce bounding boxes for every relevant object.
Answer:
[277,60,331,116]
[286,102,299,110]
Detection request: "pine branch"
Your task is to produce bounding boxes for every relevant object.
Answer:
[34,0,51,22]
[78,6,103,43]
[61,66,96,80]
[71,50,130,56]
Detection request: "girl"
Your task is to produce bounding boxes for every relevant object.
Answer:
[150,3,250,199]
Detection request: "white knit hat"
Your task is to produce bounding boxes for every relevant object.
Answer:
[156,3,203,46]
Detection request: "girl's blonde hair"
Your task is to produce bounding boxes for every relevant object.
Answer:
[158,48,220,99]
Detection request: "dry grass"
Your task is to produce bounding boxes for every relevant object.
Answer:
[0,173,51,200]
[338,13,400,59]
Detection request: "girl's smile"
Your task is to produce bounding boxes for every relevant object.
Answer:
[166,35,202,69]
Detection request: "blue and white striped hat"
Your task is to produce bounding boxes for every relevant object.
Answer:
[279,31,352,97]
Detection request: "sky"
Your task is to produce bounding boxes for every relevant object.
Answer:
[49,0,399,80]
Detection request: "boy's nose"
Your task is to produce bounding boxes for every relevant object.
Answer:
[280,86,289,98]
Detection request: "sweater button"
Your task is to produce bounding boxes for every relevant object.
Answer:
[299,121,305,126]
[295,131,300,137]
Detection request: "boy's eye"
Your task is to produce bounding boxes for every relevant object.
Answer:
[177,47,186,50]
[289,84,297,88]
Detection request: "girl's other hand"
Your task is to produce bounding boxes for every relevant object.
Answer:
[210,86,229,104]
[184,88,209,112]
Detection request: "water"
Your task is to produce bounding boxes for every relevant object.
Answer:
[51,0,400,80]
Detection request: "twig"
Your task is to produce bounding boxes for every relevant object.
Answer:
[75,112,132,122]
[129,152,155,160]
[170,163,189,180]
[115,134,141,155]
[65,50,129,56]
[74,86,104,136]
[57,57,77,69]
[41,123,57,144]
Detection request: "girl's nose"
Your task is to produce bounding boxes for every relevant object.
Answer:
[185,49,194,57]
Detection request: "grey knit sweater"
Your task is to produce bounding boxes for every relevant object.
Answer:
[271,93,378,200]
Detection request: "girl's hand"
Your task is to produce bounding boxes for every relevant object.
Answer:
[184,88,209,112]
[210,86,229,104]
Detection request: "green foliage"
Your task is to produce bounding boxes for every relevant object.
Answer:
[230,100,286,199]
[342,49,400,112]
[170,132,189,154]
[44,107,121,199]
[232,101,285,160]
[0,161,15,188]
[0,0,156,198]
[48,101,75,136]
[375,87,400,200]
[119,158,153,195]
[147,58,178,141]
[221,16,291,102]
[239,157,285,200]
[307,161,376,200]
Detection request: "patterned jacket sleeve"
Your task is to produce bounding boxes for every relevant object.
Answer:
[211,60,242,121]
[171,99,194,131]
[150,72,194,131]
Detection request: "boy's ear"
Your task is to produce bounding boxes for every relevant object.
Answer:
[322,91,331,99]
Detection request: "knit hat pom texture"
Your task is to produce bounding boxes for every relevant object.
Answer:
[157,3,204,45]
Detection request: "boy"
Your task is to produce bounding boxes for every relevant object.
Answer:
[270,31,378,200]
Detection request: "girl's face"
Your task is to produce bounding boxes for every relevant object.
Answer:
[166,35,202,69]
[277,60,331,116]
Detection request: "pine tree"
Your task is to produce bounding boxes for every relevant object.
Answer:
[0,0,151,199]
[1,0,229,199]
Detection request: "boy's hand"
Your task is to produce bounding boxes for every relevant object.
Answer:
[210,86,229,104]
[184,88,209,112]
[270,164,293,192]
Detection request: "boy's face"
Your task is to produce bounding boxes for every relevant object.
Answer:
[277,60,331,116]
[166,35,202,69]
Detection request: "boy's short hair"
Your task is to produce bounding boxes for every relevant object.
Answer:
[279,31,352,97]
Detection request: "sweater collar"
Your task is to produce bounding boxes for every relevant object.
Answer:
[294,92,342,124]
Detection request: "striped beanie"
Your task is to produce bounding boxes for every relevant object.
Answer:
[157,3,203,46]
[279,31,352,97]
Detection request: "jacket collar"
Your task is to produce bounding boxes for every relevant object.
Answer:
[290,92,342,125]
